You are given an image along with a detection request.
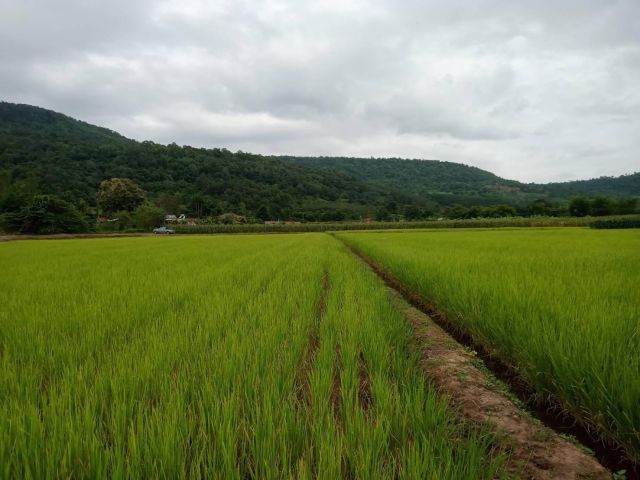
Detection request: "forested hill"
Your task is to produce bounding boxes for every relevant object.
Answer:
[1,101,638,222]
[0,102,130,145]
[531,174,640,198]
[0,102,421,221]
[280,156,640,206]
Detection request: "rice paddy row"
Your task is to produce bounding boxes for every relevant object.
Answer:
[0,234,504,479]
[337,228,640,462]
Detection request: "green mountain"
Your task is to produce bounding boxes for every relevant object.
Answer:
[0,102,420,221]
[279,156,640,207]
[1,102,638,222]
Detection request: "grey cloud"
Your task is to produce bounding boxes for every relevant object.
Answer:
[0,0,639,182]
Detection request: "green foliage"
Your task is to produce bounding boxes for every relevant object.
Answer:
[526,198,565,216]
[591,217,640,229]
[133,202,165,229]
[0,102,421,222]
[281,156,640,207]
[338,229,640,461]
[569,197,591,217]
[568,196,637,217]
[590,196,613,216]
[96,178,146,213]
[156,193,184,214]
[445,204,517,219]
[1,194,87,234]
[1,102,637,227]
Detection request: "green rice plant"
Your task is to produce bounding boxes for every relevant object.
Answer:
[0,234,504,479]
[337,228,640,461]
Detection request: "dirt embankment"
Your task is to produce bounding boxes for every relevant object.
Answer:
[294,272,330,408]
[346,246,612,479]
[402,297,609,479]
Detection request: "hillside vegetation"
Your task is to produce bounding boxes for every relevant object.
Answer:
[281,156,640,207]
[1,102,638,229]
[0,103,418,223]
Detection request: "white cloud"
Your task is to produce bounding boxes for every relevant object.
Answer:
[1,0,639,182]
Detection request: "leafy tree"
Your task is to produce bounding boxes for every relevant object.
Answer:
[134,202,165,229]
[445,204,469,219]
[3,195,87,234]
[404,205,423,220]
[157,193,184,214]
[589,196,613,216]
[528,199,554,216]
[487,204,517,217]
[97,178,146,213]
[385,200,398,214]
[256,205,271,221]
[99,211,134,232]
[614,198,638,215]
[568,197,591,217]
[375,207,391,221]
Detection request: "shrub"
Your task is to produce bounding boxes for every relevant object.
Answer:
[590,217,640,229]
[1,195,88,234]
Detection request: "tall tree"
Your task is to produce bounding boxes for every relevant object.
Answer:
[568,197,591,217]
[2,195,87,234]
[133,202,165,229]
[97,178,146,213]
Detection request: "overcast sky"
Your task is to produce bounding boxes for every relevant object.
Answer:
[1,0,639,182]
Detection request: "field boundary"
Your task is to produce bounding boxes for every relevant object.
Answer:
[294,272,330,408]
[340,239,638,478]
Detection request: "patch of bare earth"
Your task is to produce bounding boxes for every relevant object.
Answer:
[330,344,343,425]
[295,334,320,407]
[357,352,373,414]
[294,272,330,408]
[348,247,610,479]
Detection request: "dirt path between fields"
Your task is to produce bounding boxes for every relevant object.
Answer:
[344,245,612,480]
[357,351,373,414]
[294,272,330,408]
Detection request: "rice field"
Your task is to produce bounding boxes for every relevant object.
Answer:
[337,228,640,461]
[0,234,504,479]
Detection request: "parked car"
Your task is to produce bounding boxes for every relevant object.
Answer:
[153,226,175,234]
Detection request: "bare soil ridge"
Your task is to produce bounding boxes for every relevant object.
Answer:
[357,351,373,413]
[330,344,343,425]
[294,272,330,407]
[345,244,611,479]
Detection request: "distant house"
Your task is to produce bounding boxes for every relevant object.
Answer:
[177,214,186,222]
[264,220,280,225]
[165,214,177,223]
[187,218,196,225]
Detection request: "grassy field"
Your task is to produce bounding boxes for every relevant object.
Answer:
[337,228,640,461]
[0,234,504,479]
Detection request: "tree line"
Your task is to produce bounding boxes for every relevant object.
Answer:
[1,102,638,234]
[2,176,637,234]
